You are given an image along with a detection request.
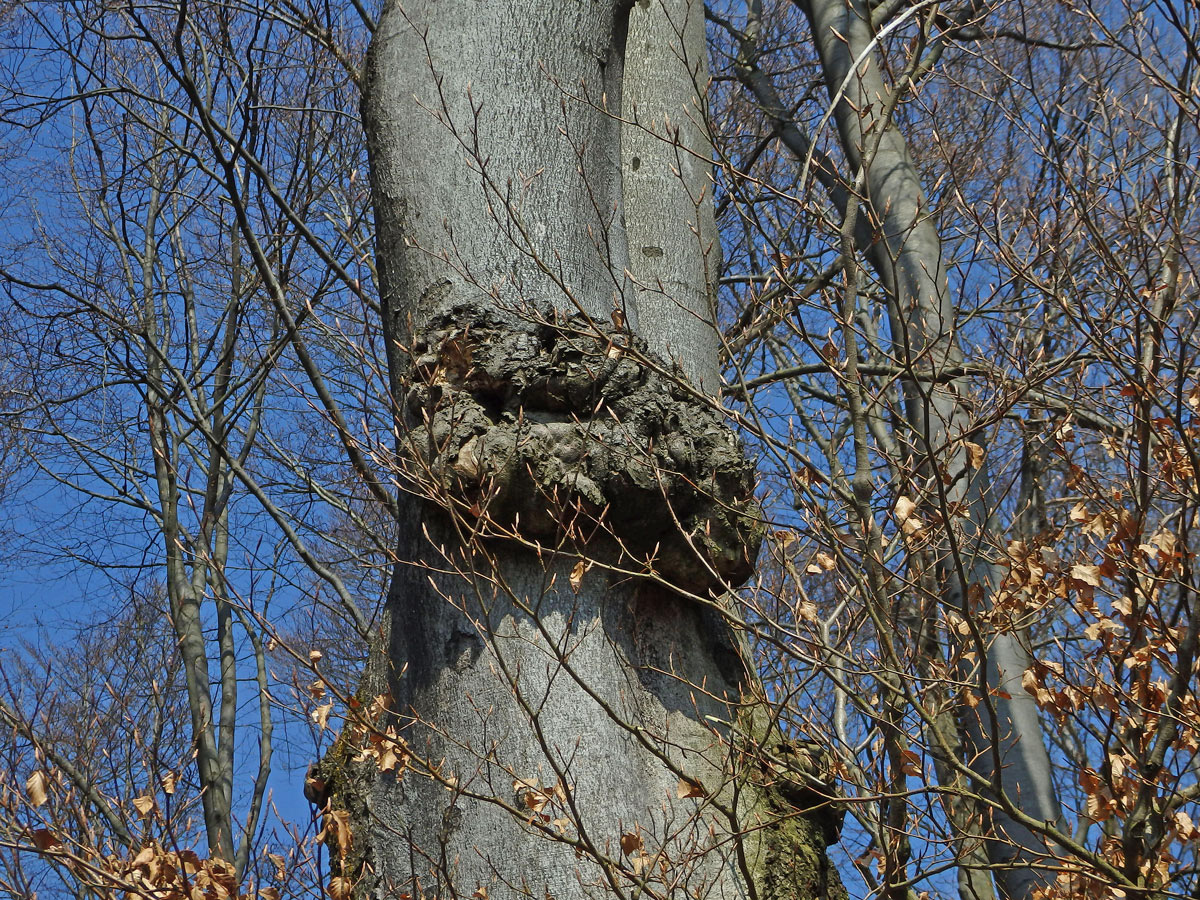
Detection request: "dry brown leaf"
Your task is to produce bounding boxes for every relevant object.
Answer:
[377,747,401,773]
[1021,667,1040,697]
[30,829,61,853]
[513,777,557,812]
[620,831,643,855]
[569,560,586,593]
[1084,618,1121,641]
[1175,809,1200,841]
[522,790,549,813]
[1078,768,1113,822]
[329,809,352,856]
[132,794,156,816]
[328,876,354,900]
[1071,564,1102,587]
[804,551,837,575]
[964,441,985,468]
[25,770,49,807]
[311,703,333,730]
[676,777,705,799]
[945,611,970,636]
[368,693,393,719]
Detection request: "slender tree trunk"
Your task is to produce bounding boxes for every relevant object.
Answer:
[797,0,1065,897]
[341,3,843,899]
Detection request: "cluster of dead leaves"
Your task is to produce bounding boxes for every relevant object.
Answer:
[352,722,410,775]
[618,828,665,878]
[1037,826,1195,900]
[311,682,411,778]
[115,844,254,900]
[20,766,290,900]
[988,538,1072,628]
[1021,659,1089,723]
[317,807,356,900]
[512,777,573,836]
[1149,416,1198,488]
[28,836,278,900]
[893,495,928,549]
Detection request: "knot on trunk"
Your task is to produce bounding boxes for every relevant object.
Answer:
[401,302,763,595]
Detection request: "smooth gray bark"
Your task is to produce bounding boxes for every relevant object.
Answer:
[621,0,721,391]
[366,2,628,350]
[356,3,838,899]
[796,0,1065,897]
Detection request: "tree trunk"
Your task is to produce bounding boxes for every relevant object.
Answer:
[331,3,844,899]
[797,1,1065,897]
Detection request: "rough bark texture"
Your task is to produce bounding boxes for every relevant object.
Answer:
[344,2,844,899]
[799,0,1065,897]
[404,301,763,595]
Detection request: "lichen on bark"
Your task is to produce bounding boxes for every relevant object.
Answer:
[754,741,848,900]
[399,301,765,596]
[735,708,848,900]
[308,735,375,886]
[306,685,402,895]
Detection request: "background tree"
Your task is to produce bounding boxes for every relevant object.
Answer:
[0,2,383,896]
[707,0,1200,898]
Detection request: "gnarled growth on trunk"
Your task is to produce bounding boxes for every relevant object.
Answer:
[402,301,764,595]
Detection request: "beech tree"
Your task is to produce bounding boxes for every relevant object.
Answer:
[314,2,841,899]
[776,2,1062,897]
[0,2,379,895]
